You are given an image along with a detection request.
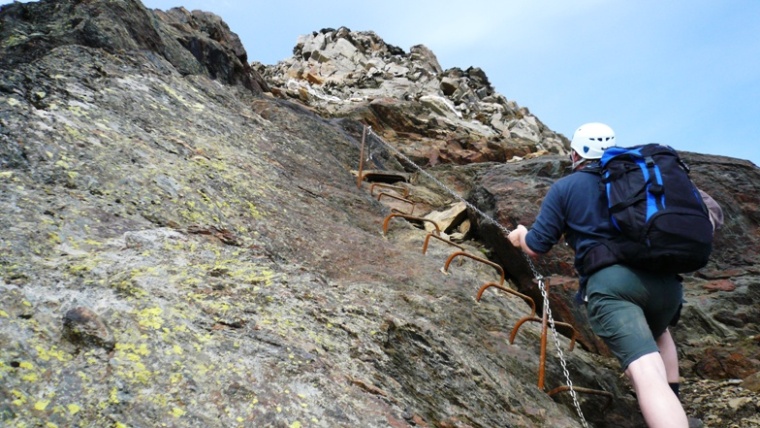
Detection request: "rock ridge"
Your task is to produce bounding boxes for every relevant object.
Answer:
[256,26,568,166]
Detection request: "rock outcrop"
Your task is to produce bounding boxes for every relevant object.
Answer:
[1,1,758,427]
[0,0,268,94]
[256,27,568,166]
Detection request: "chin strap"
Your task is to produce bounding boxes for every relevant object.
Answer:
[571,158,588,171]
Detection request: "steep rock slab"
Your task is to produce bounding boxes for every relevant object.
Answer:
[0,1,633,427]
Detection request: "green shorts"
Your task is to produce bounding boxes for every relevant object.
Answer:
[585,264,683,370]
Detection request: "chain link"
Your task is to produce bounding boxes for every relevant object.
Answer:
[538,278,589,428]
[366,127,588,427]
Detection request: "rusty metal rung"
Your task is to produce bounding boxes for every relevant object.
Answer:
[377,192,415,215]
[355,125,409,187]
[422,232,465,255]
[476,282,536,315]
[547,385,613,411]
[482,278,581,394]
[442,251,505,286]
[382,212,440,236]
[476,282,537,334]
[370,182,410,198]
[534,279,579,391]
[509,317,578,351]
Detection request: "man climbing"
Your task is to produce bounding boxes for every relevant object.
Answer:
[507,122,696,427]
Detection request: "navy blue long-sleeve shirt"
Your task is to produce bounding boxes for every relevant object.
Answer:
[524,165,617,277]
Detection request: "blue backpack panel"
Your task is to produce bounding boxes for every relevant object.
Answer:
[589,144,714,274]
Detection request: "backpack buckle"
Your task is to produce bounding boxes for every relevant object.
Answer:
[649,183,664,195]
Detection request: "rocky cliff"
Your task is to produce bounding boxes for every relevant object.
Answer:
[1,1,758,428]
[255,27,567,166]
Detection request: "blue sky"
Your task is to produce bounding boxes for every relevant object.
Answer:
[5,1,759,165]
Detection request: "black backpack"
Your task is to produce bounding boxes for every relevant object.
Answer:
[584,143,714,274]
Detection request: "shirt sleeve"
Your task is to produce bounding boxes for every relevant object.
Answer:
[525,181,567,254]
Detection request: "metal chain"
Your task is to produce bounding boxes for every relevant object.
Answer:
[365,127,588,427]
[537,278,588,428]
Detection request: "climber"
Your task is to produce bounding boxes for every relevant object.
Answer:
[506,122,691,427]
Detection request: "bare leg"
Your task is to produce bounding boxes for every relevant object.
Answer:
[656,328,680,384]
[625,352,688,428]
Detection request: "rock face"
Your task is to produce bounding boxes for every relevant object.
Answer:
[0,0,268,94]
[0,1,758,427]
[256,27,568,166]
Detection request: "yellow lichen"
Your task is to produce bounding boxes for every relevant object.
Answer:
[136,307,164,330]
[207,159,228,172]
[111,278,148,299]
[1,32,28,48]
[180,276,202,289]
[136,343,151,356]
[247,202,263,219]
[134,362,153,384]
[36,345,71,362]
[150,393,168,407]
[109,387,119,404]
[67,264,91,275]
[84,239,102,247]
[11,390,27,407]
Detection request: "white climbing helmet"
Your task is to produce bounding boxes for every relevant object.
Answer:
[570,122,616,159]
